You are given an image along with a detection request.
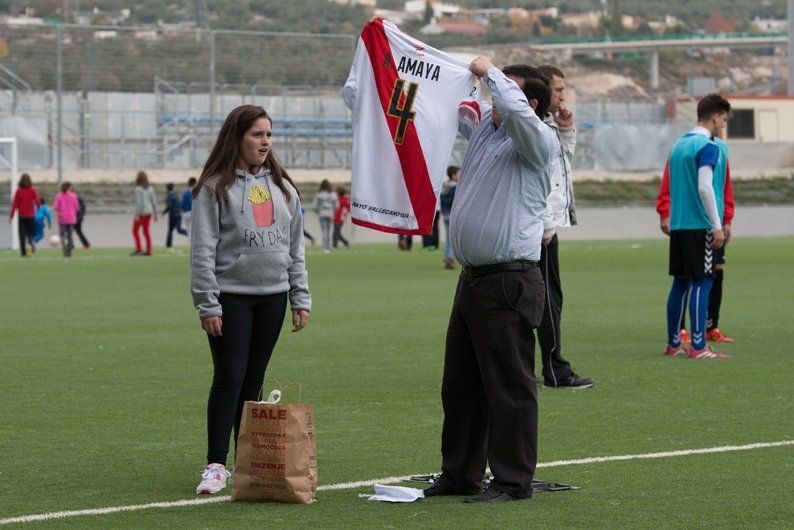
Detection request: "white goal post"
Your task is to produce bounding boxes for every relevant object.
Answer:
[0,137,19,250]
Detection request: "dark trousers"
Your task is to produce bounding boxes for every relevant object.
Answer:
[439,266,545,498]
[206,292,288,466]
[17,216,36,256]
[537,235,574,385]
[422,212,440,248]
[59,224,75,257]
[166,215,187,247]
[74,219,90,248]
[332,222,349,248]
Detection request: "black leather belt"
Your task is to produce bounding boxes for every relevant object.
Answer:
[465,260,538,277]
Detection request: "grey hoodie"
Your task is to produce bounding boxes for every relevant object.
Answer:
[190,167,311,319]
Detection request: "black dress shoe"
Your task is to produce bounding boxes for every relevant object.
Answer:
[424,482,481,497]
[544,373,595,389]
[464,487,524,503]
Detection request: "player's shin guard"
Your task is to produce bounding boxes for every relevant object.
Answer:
[667,277,690,347]
[707,269,723,331]
[689,276,713,350]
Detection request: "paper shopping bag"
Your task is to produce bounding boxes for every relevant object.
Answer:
[231,387,317,504]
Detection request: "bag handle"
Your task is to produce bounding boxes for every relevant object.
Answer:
[258,380,302,403]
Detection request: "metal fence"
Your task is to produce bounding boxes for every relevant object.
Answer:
[1,21,693,177]
[0,22,356,177]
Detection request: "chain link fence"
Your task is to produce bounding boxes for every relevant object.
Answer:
[0,23,356,177]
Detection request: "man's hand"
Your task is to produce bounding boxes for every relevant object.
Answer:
[711,229,725,249]
[724,223,732,242]
[201,315,223,337]
[543,235,554,245]
[292,309,309,332]
[660,217,670,236]
[469,57,494,78]
[554,104,574,128]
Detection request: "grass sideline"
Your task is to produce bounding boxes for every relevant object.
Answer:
[1,239,793,527]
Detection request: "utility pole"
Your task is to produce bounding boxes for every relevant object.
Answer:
[788,0,794,94]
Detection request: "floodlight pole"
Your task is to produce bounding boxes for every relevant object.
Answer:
[56,26,63,185]
[209,30,216,136]
[788,0,794,94]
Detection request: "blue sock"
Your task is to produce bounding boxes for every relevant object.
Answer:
[666,277,690,347]
[689,276,714,350]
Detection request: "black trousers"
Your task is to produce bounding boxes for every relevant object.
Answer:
[74,219,90,248]
[206,291,288,466]
[166,215,187,247]
[332,223,349,248]
[537,235,574,385]
[18,217,36,256]
[439,266,545,498]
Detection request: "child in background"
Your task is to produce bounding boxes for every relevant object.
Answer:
[34,195,52,244]
[132,171,158,256]
[8,173,40,257]
[312,179,338,254]
[164,182,188,250]
[73,187,91,249]
[53,181,80,257]
[181,177,197,236]
[332,186,351,249]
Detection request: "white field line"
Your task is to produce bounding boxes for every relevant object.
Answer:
[2,440,792,525]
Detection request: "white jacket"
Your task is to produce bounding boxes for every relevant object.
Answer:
[543,115,577,238]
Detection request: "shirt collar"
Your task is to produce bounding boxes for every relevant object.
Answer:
[690,125,712,138]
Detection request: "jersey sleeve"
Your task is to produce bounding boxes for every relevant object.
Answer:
[656,159,671,219]
[696,143,719,169]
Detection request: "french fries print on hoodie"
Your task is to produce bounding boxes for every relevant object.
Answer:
[190,167,311,319]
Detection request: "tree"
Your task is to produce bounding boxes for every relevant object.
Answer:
[424,1,434,24]
[610,0,623,36]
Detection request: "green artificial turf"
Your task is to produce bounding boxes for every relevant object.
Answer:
[1,239,792,528]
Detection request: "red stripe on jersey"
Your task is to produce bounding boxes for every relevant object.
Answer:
[360,20,436,235]
[459,100,481,123]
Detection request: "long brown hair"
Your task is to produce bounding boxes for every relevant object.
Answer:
[194,105,298,202]
[135,171,150,189]
[18,173,32,188]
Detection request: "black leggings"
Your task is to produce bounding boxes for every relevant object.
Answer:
[206,291,288,466]
[18,217,36,256]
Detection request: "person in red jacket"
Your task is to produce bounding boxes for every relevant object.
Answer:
[332,186,351,249]
[657,159,735,343]
[8,173,41,257]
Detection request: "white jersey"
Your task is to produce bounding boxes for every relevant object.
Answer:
[343,20,479,235]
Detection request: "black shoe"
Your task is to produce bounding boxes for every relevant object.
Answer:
[464,487,524,503]
[544,373,595,389]
[130,250,143,256]
[424,482,481,497]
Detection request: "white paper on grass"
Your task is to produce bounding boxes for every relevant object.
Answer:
[358,484,425,503]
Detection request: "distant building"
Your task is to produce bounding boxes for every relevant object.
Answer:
[751,17,787,34]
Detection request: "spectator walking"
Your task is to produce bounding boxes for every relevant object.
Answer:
[312,179,337,253]
[8,173,40,257]
[53,181,80,257]
[164,182,188,250]
[333,186,351,249]
[72,187,91,249]
[181,177,197,236]
[132,171,158,256]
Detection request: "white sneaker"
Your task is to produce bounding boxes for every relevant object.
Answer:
[196,463,231,494]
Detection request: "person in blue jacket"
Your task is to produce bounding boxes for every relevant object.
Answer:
[181,177,197,235]
[164,182,188,249]
[34,196,52,244]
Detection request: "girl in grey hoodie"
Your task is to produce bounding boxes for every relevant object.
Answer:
[190,105,311,495]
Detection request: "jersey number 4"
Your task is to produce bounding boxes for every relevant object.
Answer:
[387,78,418,145]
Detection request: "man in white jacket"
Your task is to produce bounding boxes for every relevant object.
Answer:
[537,64,594,389]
